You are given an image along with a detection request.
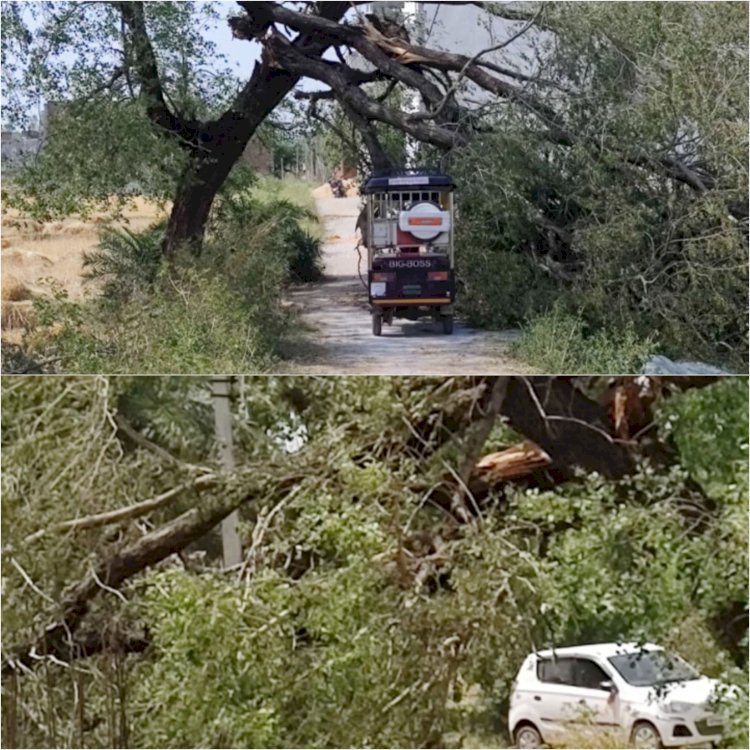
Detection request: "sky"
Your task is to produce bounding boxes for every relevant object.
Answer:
[2,1,534,129]
[1,0,336,129]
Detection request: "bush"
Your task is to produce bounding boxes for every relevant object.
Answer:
[286,226,323,282]
[82,221,166,300]
[14,177,323,373]
[513,302,655,373]
[210,188,323,284]
[30,267,284,373]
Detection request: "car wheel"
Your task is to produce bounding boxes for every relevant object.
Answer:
[513,723,542,749]
[372,313,382,336]
[630,722,663,748]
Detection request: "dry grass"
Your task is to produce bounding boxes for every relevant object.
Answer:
[2,277,33,302]
[1,300,36,331]
[1,197,168,309]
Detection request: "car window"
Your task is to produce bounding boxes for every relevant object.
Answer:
[608,649,699,687]
[574,658,610,689]
[537,657,577,685]
[537,657,610,689]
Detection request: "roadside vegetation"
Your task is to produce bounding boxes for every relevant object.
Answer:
[2,376,747,748]
[309,3,747,373]
[447,2,747,373]
[2,174,322,374]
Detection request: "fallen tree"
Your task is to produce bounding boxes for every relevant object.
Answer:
[2,375,722,675]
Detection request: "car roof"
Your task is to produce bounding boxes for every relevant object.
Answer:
[362,168,454,193]
[533,642,662,660]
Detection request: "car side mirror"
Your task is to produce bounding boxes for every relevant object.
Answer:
[600,679,618,693]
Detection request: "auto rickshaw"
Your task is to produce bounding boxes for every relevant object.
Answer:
[360,168,455,336]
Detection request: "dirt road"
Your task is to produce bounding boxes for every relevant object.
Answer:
[280,194,533,375]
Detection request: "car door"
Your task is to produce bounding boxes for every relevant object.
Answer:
[533,656,580,738]
[568,658,620,729]
[536,656,621,744]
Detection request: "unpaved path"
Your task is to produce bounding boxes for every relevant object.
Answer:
[279,195,534,374]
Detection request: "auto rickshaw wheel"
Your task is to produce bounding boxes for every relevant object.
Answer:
[442,315,454,335]
[372,312,382,336]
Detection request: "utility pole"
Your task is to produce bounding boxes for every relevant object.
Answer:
[210,376,243,568]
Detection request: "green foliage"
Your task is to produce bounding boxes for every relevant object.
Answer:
[31,265,284,374]
[82,222,167,300]
[2,1,236,216]
[2,387,747,746]
[3,100,183,220]
[513,303,655,373]
[12,175,323,374]
[659,378,749,498]
[451,2,748,370]
[212,181,323,285]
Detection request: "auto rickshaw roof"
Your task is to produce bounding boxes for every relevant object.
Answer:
[361,168,454,194]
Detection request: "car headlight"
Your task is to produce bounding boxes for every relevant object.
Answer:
[662,701,693,714]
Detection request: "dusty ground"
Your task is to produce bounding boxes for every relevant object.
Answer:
[1,198,167,338]
[279,195,533,375]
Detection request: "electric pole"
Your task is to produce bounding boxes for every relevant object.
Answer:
[210,376,243,568]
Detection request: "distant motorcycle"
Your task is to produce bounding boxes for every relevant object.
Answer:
[328,177,346,198]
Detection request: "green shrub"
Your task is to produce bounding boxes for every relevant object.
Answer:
[514,302,655,373]
[18,176,323,373]
[31,267,284,373]
[210,189,323,284]
[82,221,167,299]
[286,226,323,282]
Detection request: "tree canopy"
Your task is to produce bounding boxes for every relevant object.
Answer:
[2,375,747,747]
[3,1,746,367]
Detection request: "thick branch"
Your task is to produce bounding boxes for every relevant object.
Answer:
[24,474,217,543]
[267,36,464,151]
[501,377,636,479]
[3,469,305,674]
[240,2,464,125]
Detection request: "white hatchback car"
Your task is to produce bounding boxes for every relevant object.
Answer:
[508,642,727,748]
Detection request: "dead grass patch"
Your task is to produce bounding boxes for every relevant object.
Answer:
[1,197,168,306]
[2,278,33,302]
[1,300,36,330]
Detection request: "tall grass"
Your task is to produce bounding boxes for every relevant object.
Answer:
[513,303,655,374]
[7,176,323,374]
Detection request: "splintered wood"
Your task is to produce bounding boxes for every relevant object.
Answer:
[474,440,552,483]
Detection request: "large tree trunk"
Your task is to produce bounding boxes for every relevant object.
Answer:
[164,144,240,258]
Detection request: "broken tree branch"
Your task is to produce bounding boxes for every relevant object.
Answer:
[451,377,510,519]
[24,474,218,543]
[4,468,307,674]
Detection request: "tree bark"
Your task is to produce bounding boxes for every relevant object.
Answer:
[164,145,241,257]
[501,377,636,479]
[3,470,304,674]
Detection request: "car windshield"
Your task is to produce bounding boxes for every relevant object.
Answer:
[608,649,700,687]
